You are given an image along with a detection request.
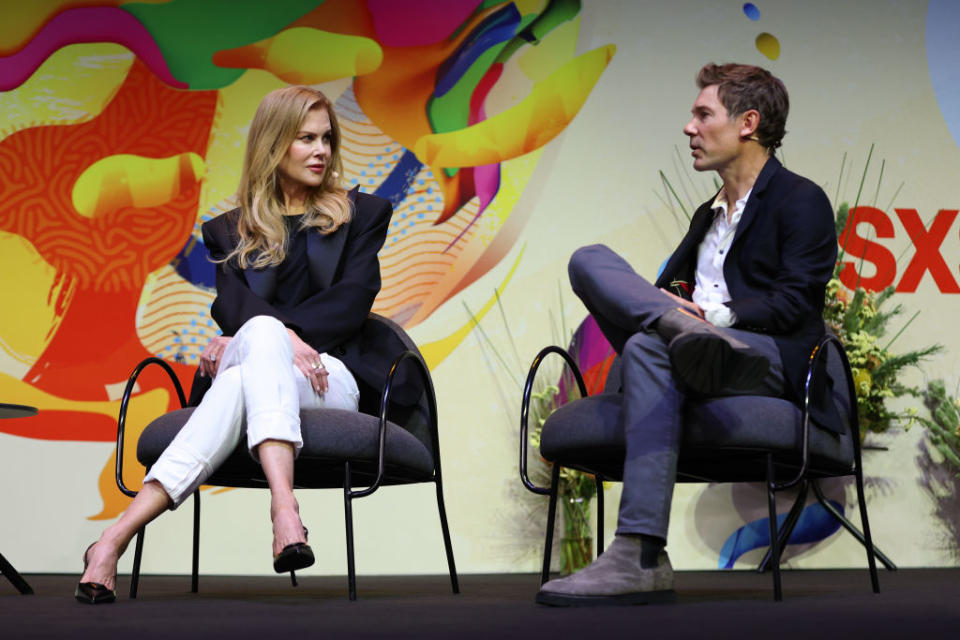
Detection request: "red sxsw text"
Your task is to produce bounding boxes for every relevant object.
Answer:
[837,206,960,293]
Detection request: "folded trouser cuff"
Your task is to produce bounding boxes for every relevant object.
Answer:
[246,409,302,460]
[143,441,215,509]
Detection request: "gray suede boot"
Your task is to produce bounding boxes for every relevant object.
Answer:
[535,536,675,606]
[656,307,769,394]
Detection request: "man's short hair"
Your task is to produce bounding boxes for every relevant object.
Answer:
[696,63,789,152]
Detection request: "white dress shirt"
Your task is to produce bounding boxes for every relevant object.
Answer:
[692,188,752,327]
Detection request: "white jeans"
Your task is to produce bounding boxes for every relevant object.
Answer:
[143,315,360,507]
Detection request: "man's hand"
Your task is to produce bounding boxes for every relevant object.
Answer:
[288,329,329,395]
[200,335,232,377]
[659,288,705,319]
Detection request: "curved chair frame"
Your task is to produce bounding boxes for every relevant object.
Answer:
[115,318,458,601]
[520,333,887,601]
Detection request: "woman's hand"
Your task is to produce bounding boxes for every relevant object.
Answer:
[200,335,232,377]
[288,328,329,395]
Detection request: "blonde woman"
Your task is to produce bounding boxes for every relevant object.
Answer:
[77,86,393,604]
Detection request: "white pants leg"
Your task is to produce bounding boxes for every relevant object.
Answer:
[143,315,360,508]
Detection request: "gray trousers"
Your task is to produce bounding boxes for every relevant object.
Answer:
[568,244,787,540]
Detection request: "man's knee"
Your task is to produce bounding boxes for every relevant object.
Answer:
[568,244,614,290]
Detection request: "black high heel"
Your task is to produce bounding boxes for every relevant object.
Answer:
[273,526,314,574]
[75,542,117,605]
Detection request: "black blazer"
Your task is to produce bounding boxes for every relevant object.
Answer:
[655,157,841,431]
[190,187,402,404]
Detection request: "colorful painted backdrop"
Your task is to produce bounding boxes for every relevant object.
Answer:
[1,0,958,576]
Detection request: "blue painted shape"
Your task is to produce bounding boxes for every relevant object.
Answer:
[172,236,215,289]
[374,150,424,210]
[927,0,960,150]
[743,3,761,21]
[434,3,520,97]
[718,500,844,569]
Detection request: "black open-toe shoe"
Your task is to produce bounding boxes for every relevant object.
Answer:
[273,527,315,574]
[75,543,117,605]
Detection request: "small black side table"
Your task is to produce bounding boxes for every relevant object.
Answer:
[0,403,37,595]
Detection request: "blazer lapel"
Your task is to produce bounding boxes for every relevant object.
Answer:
[656,200,716,287]
[244,265,278,299]
[306,186,359,291]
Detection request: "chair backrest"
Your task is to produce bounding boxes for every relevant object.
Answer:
[356,313,436,453]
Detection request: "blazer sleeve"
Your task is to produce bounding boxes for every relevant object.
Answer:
[202,216,298,335]
[283,195,393,354]
[725,181,837,334]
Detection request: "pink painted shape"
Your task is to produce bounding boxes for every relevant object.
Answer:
[368,0,482,47]
[444,63,502,252]
[0,6,187,91]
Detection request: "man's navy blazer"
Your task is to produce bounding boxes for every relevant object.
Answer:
[655,156,841,431]
[190,187,402,405]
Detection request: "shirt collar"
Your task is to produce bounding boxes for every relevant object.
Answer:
[711,187,753,219]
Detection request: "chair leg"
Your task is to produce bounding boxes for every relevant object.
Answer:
[434,478,460,594]
[130,527,145,599]
[191,490,200,593]
[811,480,895,571]
[343,462,357,601]
[594,475,604,557]
[758,480,808,573]
[540,465,561,586]
[851,469,881,593]
[766,455,783,602]
[0,551,33,594]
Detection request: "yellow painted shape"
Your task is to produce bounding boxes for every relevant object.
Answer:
[756,32,780,61]
[198,69,288,216]
[71,152,205,218]
[0,233,61,374]
[412,44,615,169]
[513,0,548,14]
[517,16,579,83]
[419,247,524,369]
[215,27,382,85]
[0,43,132,137]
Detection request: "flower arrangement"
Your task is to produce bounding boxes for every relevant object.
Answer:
[827,202,941,440]
[527,376,598,574]
[468,288,601,574]
[918,380,960,476]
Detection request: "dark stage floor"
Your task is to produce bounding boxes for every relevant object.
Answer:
[3,569,959,638]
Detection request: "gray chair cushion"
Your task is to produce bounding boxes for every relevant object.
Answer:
[138,407,435,489]
[539,393,854,483]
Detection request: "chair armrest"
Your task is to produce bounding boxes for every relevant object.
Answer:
[520,346,589,496]
[115,357,187,498]
[776,333,855,490]
[349,349,438,499]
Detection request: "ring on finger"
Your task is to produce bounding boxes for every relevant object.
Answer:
[209,354,217,362]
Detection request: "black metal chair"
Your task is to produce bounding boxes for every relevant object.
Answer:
[520,328,891,601]
[115,313,458,601]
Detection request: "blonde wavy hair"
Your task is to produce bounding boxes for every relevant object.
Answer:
[222,86,352,269]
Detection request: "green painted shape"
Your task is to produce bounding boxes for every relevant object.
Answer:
[496,0,581,63]
[122,0,321,89]
[427,13,537,177]
[427,45,503,178]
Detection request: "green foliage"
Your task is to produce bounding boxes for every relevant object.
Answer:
[824,204,941,439]
[917,380,960,477]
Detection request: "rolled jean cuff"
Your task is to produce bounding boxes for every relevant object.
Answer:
[246,409,302,460]
[142,442,214,509]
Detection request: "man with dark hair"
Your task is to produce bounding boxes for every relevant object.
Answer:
[537,63,837,606]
